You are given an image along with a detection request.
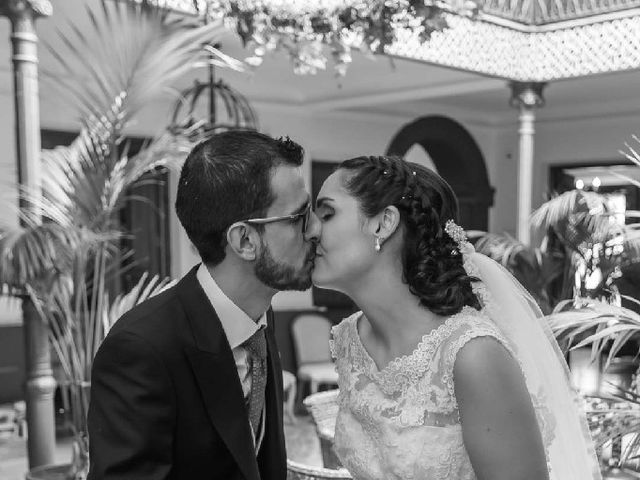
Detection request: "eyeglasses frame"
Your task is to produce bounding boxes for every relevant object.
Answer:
[233,202,312,235]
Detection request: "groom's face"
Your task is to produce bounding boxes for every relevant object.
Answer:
[253,164,320,291]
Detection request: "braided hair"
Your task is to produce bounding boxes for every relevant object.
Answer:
[339,155,480,316]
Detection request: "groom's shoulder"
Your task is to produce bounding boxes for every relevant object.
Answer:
[107,280,184,344]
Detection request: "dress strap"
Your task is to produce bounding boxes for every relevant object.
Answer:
[329,312,360,361]
[441,315,515,408]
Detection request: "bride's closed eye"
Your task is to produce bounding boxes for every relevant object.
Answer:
[315,196,335,222]
[317,207,334,222]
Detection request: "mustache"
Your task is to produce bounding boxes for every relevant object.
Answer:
[305,244,317,262]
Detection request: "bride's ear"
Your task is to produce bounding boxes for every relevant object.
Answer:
[372,205,401,243]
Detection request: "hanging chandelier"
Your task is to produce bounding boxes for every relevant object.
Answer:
[168,75,258,140]
[166,1,258,140]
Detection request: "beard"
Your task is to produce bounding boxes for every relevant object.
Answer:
[254,239,314,291]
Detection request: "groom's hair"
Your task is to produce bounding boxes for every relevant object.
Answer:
[175,130,304,266]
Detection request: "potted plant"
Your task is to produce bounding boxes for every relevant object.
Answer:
[474,166,640,314]
[542,138,640,477]
[0,2,243,478]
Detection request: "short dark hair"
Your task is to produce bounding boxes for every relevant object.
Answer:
[175,130,304,265]
[339,155,481,316]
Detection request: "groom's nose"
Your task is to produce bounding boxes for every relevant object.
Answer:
[304,210,321,243]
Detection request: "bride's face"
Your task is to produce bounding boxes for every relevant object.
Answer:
[312,170,378,293]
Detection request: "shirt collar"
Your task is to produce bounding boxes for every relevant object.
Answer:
[196,264,267,350]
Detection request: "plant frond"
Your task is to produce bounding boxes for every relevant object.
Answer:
[0,222,81,290]
[547,301,640,365]
[473,232,526,267]
[610,171,640,189]
[104,273,176,334]
[620,135,640,167]
[530,190,607,235]
[44,1,243,132]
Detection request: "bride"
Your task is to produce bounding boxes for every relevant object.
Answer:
[312,155,601,480]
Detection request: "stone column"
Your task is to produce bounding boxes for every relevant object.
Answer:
[509,81,546,245]
[0,0,55,469]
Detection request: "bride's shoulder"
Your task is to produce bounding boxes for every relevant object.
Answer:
[442,307,515,367]
[447,306,498,333]
[440,306,511,356]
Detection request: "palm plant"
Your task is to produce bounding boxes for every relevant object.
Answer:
[547,138,640,363]
[472,231,564,313]
[474,178,640,314]
[584,384,640,470]
[0,2,243,477]
[542,139,640,471]
[548,297,640,367]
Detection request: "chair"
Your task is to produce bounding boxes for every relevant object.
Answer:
[0,405,15,436]
[286,459,352,480]
[303,389,341,470]
[13,401,26,437]
[291,314,339,396]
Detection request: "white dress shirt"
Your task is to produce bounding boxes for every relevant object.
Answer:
[196,264,268,452]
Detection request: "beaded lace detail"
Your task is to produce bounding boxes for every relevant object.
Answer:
[349,306,482,396]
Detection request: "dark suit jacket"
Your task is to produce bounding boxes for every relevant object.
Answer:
[87,266,286,480]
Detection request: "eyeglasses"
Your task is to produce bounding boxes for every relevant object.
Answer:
[240,202,312,235]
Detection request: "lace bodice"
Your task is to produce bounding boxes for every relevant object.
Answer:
[328,306,515,480]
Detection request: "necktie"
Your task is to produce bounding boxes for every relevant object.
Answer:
[244,328,267,437]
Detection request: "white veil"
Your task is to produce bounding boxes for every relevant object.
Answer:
[446,221,602,480]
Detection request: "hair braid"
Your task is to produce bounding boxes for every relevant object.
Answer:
[340,155,480,316]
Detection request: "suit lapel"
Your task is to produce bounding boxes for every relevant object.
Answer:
[177,268,260,480]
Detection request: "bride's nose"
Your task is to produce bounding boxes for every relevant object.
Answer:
[304,210,322,242]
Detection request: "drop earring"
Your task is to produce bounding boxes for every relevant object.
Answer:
[374,236,382,252]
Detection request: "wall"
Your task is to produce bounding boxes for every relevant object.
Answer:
[490,110,640,237]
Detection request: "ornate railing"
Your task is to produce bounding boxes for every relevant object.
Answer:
[388,14,640,81]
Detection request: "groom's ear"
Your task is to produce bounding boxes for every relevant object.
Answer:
[226,223,258,261]
[372,205,401,241]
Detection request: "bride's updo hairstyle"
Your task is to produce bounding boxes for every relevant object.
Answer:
[339,155,481,316]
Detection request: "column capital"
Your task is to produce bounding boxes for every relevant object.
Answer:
[0,0,52,20]
[509,81,547,110]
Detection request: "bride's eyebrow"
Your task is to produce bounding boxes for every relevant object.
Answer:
[316,197,334,209]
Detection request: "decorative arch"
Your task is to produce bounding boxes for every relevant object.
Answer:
[387,115,494,231]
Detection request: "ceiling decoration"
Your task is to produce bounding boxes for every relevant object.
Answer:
[125,0,640,81]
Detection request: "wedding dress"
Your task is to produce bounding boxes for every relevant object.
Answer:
[330,306,533,480]
[328,221,602,480]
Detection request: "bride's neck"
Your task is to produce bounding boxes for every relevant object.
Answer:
[348,270,438,350]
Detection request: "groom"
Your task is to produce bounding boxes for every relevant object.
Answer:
[88,131,320,480]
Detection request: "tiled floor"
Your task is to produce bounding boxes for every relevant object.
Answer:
[0,416,322,479]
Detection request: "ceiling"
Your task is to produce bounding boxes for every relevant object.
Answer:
[561,164,640,188]
[345,69,640,125]
[1,0,640,128]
